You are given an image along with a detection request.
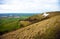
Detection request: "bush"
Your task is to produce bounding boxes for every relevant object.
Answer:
[19,21,32,27]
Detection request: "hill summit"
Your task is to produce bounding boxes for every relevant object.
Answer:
[1,11,60,39]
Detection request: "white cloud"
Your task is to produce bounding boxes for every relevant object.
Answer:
[0,0,59,13]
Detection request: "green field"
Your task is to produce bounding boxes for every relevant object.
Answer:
[0,16,29,35]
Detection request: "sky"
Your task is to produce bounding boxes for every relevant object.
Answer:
[0,0,60,13]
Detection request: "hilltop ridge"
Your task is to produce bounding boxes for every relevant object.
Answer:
[19,11,60,27]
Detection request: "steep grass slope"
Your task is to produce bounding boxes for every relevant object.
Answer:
[19,11,60,27]
[1,15,60,39]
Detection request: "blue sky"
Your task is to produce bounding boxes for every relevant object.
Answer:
[0,0,60,13]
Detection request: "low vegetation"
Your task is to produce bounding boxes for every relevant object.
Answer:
[1,12,60,39]
[0,11,60,39]
[0,16,29,35]
[19,11,60,27]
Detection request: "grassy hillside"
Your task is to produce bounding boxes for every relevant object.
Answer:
[1,15,60,39]
[19,11,60,27]
[1,14,60,39]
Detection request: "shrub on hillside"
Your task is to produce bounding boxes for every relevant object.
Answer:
[18,21,32,27]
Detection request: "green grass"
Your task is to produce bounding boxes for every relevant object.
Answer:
[0,18,19,33]
[0,16,29,34]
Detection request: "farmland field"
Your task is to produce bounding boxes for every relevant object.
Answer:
[0,16,29,35]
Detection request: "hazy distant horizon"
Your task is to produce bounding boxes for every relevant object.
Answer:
[0,13,37,17]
